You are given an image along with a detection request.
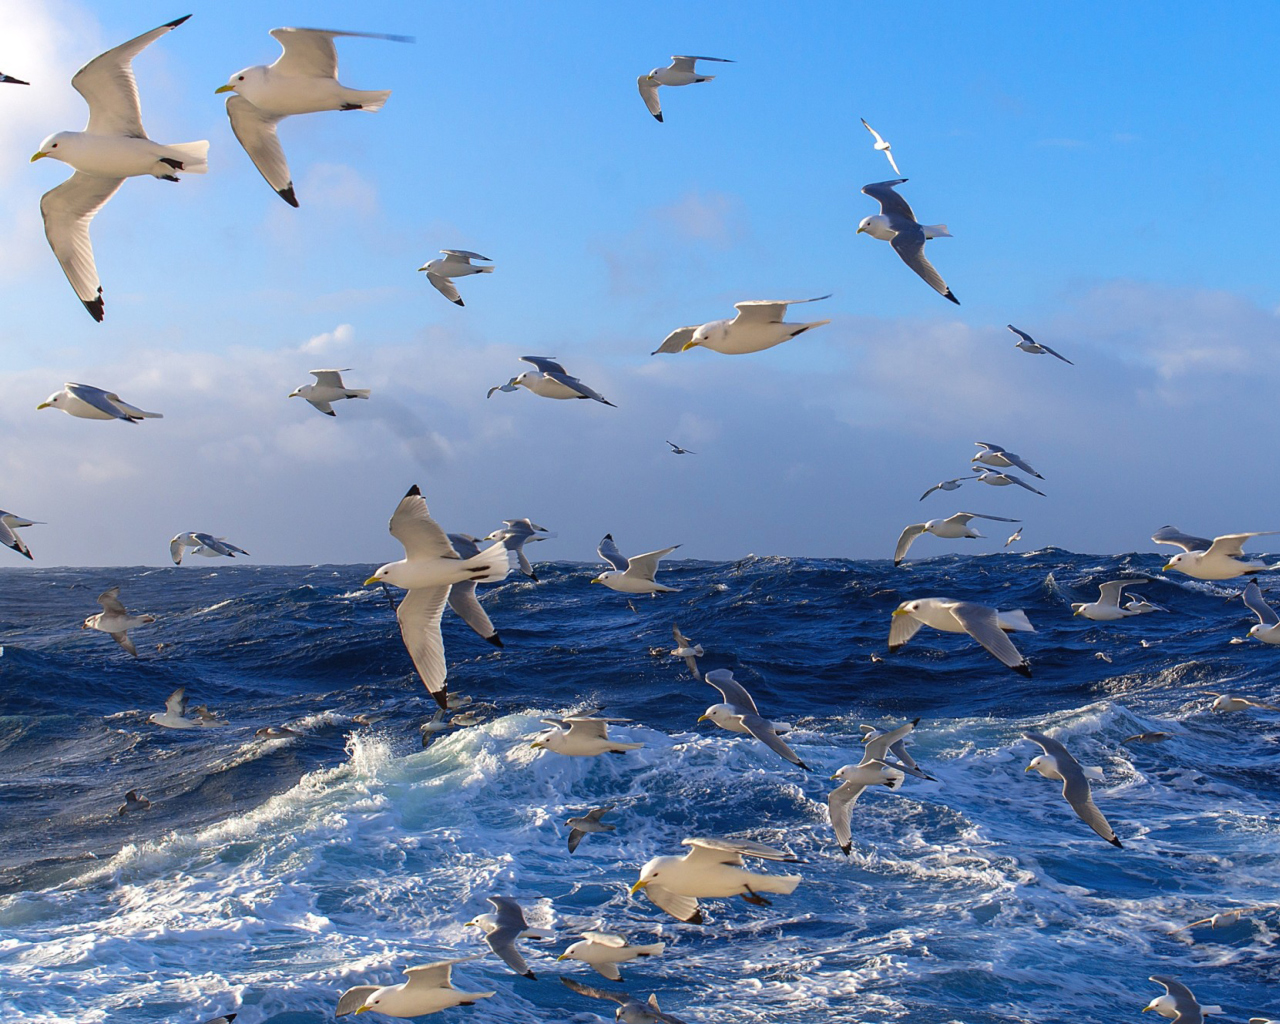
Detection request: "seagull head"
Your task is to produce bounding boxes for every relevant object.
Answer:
[215,67,257,95]
[363,565,390,586]
[36,390,64,411]
[1025,754,1055,778]
[856,214,893,239]
[687,320,726,351]
[30,133,72,164]
[1161,553,1186,572]
[630,855,673,893]
[891,601,918,617]
[696,704,733,726]
[1071,603,1086,616]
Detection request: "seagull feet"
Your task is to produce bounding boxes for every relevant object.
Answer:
[158,174,179,182]
[159,157,184,170]
[740,888,772,906]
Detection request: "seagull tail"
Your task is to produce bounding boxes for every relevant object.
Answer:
[463,540,517,585]
[343,89,392,111]
[475,266,495,273]
[345,389,372,399]
[996,609,1035,632]
[923,223,952,238]
[163,140,209,174]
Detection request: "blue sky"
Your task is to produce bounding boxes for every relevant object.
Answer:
[2,0,1278,567]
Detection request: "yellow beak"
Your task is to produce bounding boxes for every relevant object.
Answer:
[856,225,865,234]
[363,575,380,585]
[1161,562,1174,571]
[556,953,569,960]
[589,578,602,584]
[30,151,49,162]
[1142,1008,1152,1014]
[696,714,709,722]
[36,401,51,409]
[214,84,235,94]
[891,607,908,617]
[354,1006,370,1015]
[830,773,840,780]
[529,741,540,748]
[629,880,647,894]
[1072,607,1083,616]
[1024,765,1033,773]
[680,341,698,351]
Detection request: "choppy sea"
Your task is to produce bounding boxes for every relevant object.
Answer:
[0,551,1276,1024]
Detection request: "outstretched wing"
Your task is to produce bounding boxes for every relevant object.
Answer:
[828,780,865,854]
[40,174,124,321]
[682,836,794,860]
[388,485,458,560]
[861,178,915,221]
[226,95,295,206]
[890,228,958,304]
[652,325,697,354]
[520,355,569,375]
[703,668,760,715]
[74,16,190,136]
[335,986,380,1017]
[598,534,629,571]
[268,27,412,78]
[624,546,679,581]
[894,523,926,565]
[637,75,662,121]
[1242,581,1280,626]
[952,603,1031,673]
[1151,526,1213,552]
[397,585,451,709]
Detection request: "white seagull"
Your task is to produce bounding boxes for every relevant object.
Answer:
[37,382,162,422]
[857,179,957,303]
[828,758,906,856]
[1205,692,1280,714]
[637,55,733,122]
[31,16,208,321]
[530,715,643,757]
[488,356,616,406]
[1241,581,1280,644]
[464,896,552,979]
[894,512,1020,565]
[698,668,809,770]
[336,958,494,1018]
[630,837,801,924]
[1142,976,1215,1023]
[169,532,250,565]
[83,586,155,657]
[973,467,1046,496]
[670,624,703,679]
[652,296,831,355]
[289,369,370,417]
[363,485,515,709]
[1007,324,1072,364]
[217,27,411,206]
[890,597,1034,676]
[418,250,493,306]
[919,474,976,501]
[557,932,665,982]
[860,118,900,174]
[0,511,41,560]
[1023,731,1122,847]
[1156,528,1280,580]
[972,442,1043,479]
[482,518,554,581]
[1072,580,1150,621]
[592,534,680,593]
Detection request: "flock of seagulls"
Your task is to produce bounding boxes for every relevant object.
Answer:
[6,20,1277,1024]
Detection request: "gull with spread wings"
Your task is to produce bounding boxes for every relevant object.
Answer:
[857,179,957,303]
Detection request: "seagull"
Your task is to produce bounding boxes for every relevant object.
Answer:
[561,978,688,1024]
[894,512,1021,565]
[972,442,1043,479]
[1241,581,1280,644]
[828,759,906,855]
[464,896,551,979]
[652,296,831,355]
[630,837,801,924]
[1023,731,1122,847]
[1,73,30,85]
[698,668,808,770]
[919,474,976,501]
[149,687,207,729]
[636,55,733,122]
[1175,906,1272,932]
[420,709,451,747]
[1072,580,1150,621]
[217,27,411,206]
[169,532,249,565]
[1143,976,1213,1023]
[1123,593,1166,614]
[0,511,40,560]
[1205,692,1280,713]
[860,118,900,174]
[363,486,515,709]
[973,468,1046,496]
[666,441,695,455]
[256,725,301,739]
[670,624,703,679]
[444,532,509,648]
[557,932,665,982]
[1157,529,1280,580]
[592,534,680,593]
[1005,527,1023,547]
[859,719,935,780]
[31,17,208,321]
[483,518,554,581]
[418,250,493,306]
[83,586,154,657]
[531,716,642,756]
[37,383,162,422]
[289,369,370,416]
[336,958,494,1017]
[1123,732,1172,744]
[117,790,150,815]
[857,179,956,303]
[488,356,616,406]
[1007,325,1072,364]
[565,805,616,853]
[890,598,1034,676]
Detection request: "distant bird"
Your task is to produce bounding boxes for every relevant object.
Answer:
[858,179,956,303]
[255,725,300,739]
[919,474,975,501]
[1122,593,1166,615]
[557,932,665,982]
[698,668,808,770]
[451,709,485,728]
[37,382,162,422]
[894,512,1020,565]
[890,598,1034,676]
[592,534,680,594]
[1007,324,1072,364]
[1240,581,1280,644]
[973,468,1046,496]
[860,117,900,174]
[464,896,551,979]
[83,586,154,657]
[289,369,370,416]
[828,759,905,856]
[531,715,642,756]
[1,73,29,85]
[1072,580,1150,621]
[561,977,688,1024]
[488,356,616,406]
[418,250,493,306]
[1157,528,1280,580]
[666,441,695,455]
[630,836,801,924]
[972,442,1043,479]
[1123,732,1171,744]
[31,17,208,321]
[652,296,831,355]
[364,485,515,709]
[1005,527,1023,547]
[636,55,733,122]
[669,624,703,679]
[170,532,249,565]
[1205,692,1280,713]
[1143,976,1215,1023]
[1175,906,1271,932]
[149,687,225,729]
[217,27,411,206]
[191,704,227,727]
[336,958,494,1017]
[420,709,451,747]
[565,805,616,853]
[117,790,150,815]
[1023,731,1122,847]
[0,511,40,560]
[483,518,554,581]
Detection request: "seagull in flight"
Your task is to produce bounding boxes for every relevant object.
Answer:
[666,441,695,455]
[637,55,733,122]
[860,118,900,174]
[857,179,957,303]
[1007,324,1072,364]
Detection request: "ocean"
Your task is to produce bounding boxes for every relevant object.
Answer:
[0,551,1276,1023]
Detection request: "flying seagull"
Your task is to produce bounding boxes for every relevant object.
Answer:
[894,512,1020,565]
[464,896,551,979]
[1157,529,1280,580]
[857,179,956,303]
[0,511,41,560]
[698,668,810,770]
[82,586,155,657]
[1023,731,1123,847]
[652,296,831,355]
[561,977,688,1024]
[860,117,900,174]
[973,468,1046,496]
[972,441,1043,478]
[336,958,494,1017]
[488,356,616,406]
[170,532,249,565]
[418,250,493,306]
[37,382,162,422]
[592,534,679,593]
[891,597,1034,676]
[289,369,370,416]
[565,805,616,853]
[1007,324,1072,364]
[919,474,976,501]
[667,441,695,455]
[637,55,733,122]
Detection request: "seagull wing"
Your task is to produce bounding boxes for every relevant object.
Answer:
[335,986,381,1017]
[111,631,138,656]
[1097,580,1135,607]
[682,836,794,860]
[671,55,734,68]
[520,355,569,375]
[396,585,451,709]
[447,582,499,645]
[169,535,188,564]
[1206,532,1280,559]
[484,897,533,976]
[1007,474,1046,496]
[426,271,462,304]
[884,149,901,175]
[624,546,679,582]
[888,609,924,650]
[0,522,31,560]
[268,27,411,78]
[1242,581,1280,626]
[861,178,916,221]
[860,118,885,146]
[1152,526,1214,552]
[40,174,123,322]
[637,75,662,121]
[732,295,831,324]
[73,16,189,136]
[994,449,1041,477]
[890,227,958,304]
[1148,978,1203,1024]
[1061,770,1121,845]
[828,780,866,854]
[598,534,629,571]
[388,485,458,560]
[703,668,760,714]
[226,95,295,206]
[894,523,927,565]
[642,884,700,923]
[441,249,490,261]
[561,977,630,1006]
[1039,342,1074,365]
[1006,325,1036,344]
[164,687,187,717]
[951,603,1031,673]
[652,324,698,355]
[67,383,138,420]
[96,586,128,613]
[740,712,808,768]
[310,369,347,388]
[545,371,615,407]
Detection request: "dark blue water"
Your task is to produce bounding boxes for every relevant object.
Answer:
[0,553,1276,1023]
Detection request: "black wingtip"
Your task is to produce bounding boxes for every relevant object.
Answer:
[944,290,959,305]
[453,297,465,306]
[522,971,537,980]
[324,409,336,417]
[166,15,192,28]
[528,572,539,583]
[431,688,448,710]
[653,112,663,123]
[1014,664,1032,678]
[911,717,922,726]
[2,76,30,85]
[83,295,105,322]
[887,644,902,653]
[797,761,812,772]
[840,843,851,856]
[277,184,299,208]
[893,559,902,567]
[687,910,704,924]
[485,633,504,648]
[405,484,421,497]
